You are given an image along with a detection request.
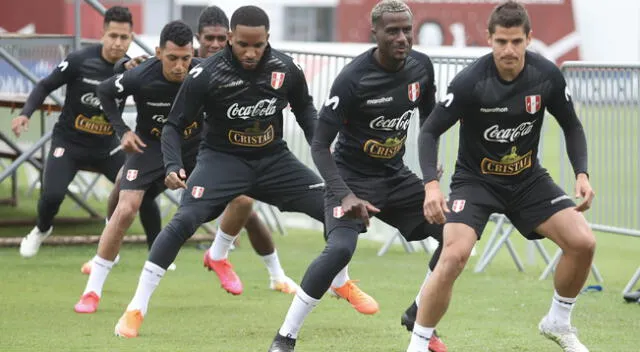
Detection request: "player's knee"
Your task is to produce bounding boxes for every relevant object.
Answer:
[113,200,140,222]
[229,195,255,213]
[166,208,207,240]
[569,227,596,257]
[440,246,471,276]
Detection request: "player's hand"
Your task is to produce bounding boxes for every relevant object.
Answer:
[436,163,444,181]
[121,131,147,153]
[574,173,595,212]
[423,180,449,224]
[124,55,149,70]
[165,169,187,190]
[340,193,380,228]
[11,115,29,137]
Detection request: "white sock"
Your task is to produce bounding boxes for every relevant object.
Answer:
[546,290,577,328]
[262,250,286,280]
[407,323,434,352]
[208,228,237,260]
[278,289,320,339]
[330,265,350,288]
[83,255,114,297]
[415,270,432,307]
[126,261,166,316]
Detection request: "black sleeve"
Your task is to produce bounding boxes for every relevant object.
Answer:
[311,119,353,201]
[20,53,80,118]
[286,61,318,145]
[419,82,466,183]
[312,73,355,201]
[546,68,588,177]
[97,70,140,138]
[419,56,437,127]
[162,64,209,175]
[113,57,129,74]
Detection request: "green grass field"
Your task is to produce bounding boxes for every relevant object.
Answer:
[1,228,639,352]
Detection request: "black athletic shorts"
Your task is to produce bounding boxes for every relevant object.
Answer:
[178,148,325,222]
[446,172,575,240]
[120,135,198,192]
[324,166,435,241]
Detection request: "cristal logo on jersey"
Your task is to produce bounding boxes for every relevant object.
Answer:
[126,169,138,181]
[451,199,465,213]
[191,186,205,199]
[408,82,420,102]
[53,147,65,158]
[525,95,542,114]
[271,72,286,90]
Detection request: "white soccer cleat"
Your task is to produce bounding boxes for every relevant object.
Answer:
[19,226,53,258]
[269,276,299,294]
[539,316,589,352]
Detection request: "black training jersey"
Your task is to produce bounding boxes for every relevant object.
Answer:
[97,57,204,146]
[163,44,317,162]
[428,51,585,184]
[318,48,436,176]
[20,45,119,149]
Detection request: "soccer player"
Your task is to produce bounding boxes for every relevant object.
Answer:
[407,2,595,351]
[113,6,371,338]
[11,6,158,258]
[73,20,204,314]
[195,5,300,297]
[269,2,446,351]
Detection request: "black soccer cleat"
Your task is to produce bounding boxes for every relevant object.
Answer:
[401,301,418,332]
[623,289,640,303]
[268,333,296,352]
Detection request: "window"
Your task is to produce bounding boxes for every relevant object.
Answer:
[284,7,335,42]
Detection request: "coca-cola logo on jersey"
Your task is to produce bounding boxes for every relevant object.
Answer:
[227,98,278,120]
[483,121,535,143]
[80,93,101,108]
[369,108,416,131]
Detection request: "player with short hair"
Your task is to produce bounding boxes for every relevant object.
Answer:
[407,2,595,351]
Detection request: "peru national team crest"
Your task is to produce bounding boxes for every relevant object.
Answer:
[52,147,65,158]
[333,206,344,219]
[126,169,138,181]
[525,95,542,114]
[451,199,466,213]
[191,186,205,199]
[408,82,420,102]
[271,72,286,90]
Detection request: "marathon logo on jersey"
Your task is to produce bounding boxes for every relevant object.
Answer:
[74,114,114,135]
[525,95,542,114]
[229,123,275,147]
[451,199,466,213]
[333,206,344,218]
[480,146,533,176]
[363,135,407,159]
[227,98,278,120]
[126,169,138,181]
[408,82,420,102]
[271,72,286,90]
[191,186,205,199]
[52,147,65,158]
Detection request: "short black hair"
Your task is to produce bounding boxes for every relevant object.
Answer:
[198,5,229,34]
[104,6,133,28]
[230,6,269,31]
[159,21,193,48]
[488,1,531,35]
